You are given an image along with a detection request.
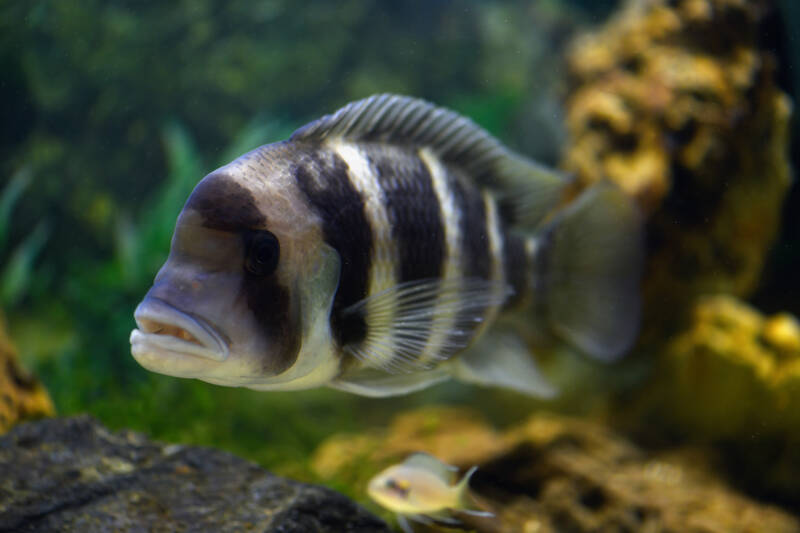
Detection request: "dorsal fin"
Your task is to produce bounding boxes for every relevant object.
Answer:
[402,452,459,484]
[291,94,569,227]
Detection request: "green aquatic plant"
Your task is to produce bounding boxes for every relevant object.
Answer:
[0,168,50,308]
[113,117,295,290]
[112,122,204,289]
[46,117,294,380]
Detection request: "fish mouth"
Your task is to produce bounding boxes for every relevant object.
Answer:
[130,297,229,362]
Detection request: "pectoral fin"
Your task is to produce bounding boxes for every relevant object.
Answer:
[341,277,511,373]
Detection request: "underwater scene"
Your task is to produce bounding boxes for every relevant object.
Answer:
[1,0,799,531]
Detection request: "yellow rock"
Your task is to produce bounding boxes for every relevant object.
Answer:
[310,406,504,485]
[614,295,800,502]
[0,311,54,434]
[639,296,800,439]
[763,314,800,357]
[561,0,792,321]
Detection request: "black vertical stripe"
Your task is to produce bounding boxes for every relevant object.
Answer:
[293,147,373,347]
[449,171,491,280]
[531,225,555,321]
[502,230,528,310]
[241,274,300,374]
[369,146,446,283]
[366,146,447,369]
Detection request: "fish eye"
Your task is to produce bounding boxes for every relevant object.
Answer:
[385,478,410,497]
[244,230,280,276]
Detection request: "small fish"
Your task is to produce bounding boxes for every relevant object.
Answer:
[130,94,643,397]
[368,452,492,532]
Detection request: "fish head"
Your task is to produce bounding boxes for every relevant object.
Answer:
[367,464,452,515]
[130,150,341,389]
[368,466,417,513]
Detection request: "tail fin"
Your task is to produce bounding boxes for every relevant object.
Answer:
[533,182,644,361]
[455,465,478,500]
[454,466,494,518]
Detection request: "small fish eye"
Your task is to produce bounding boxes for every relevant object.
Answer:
[385,478,410,496]
[244,230,280,276]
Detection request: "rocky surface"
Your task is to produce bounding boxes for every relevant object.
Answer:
[0,416,390,533]
[313,406,800,533]
[634,295,800,440]
[0,312,53,435]
[561,0,792,325]
[620,296,800,505]
[554,0,800,506]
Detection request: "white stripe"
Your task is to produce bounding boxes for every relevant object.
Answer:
[418,148,462,365]
[327,140,399,369]
[525,238,537,305]
[478,191,505,335]
[525,237,539,298]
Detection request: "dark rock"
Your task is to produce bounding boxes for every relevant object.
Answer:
[0,415,389,533]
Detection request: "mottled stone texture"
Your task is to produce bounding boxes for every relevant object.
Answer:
[562,0,792,329]
[645,295,800,439]
[0,416,389,533]
[557,0,799,507]
[0,312,53,434]
[623,296,800,505]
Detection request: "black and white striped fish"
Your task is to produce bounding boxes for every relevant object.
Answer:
[130,94,643,397]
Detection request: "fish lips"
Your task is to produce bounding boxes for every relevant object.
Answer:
[130,297,229,364]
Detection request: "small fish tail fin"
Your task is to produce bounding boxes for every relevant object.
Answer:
[532,182,644,361]
[454,465,479,506]
[452,466,495,519]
